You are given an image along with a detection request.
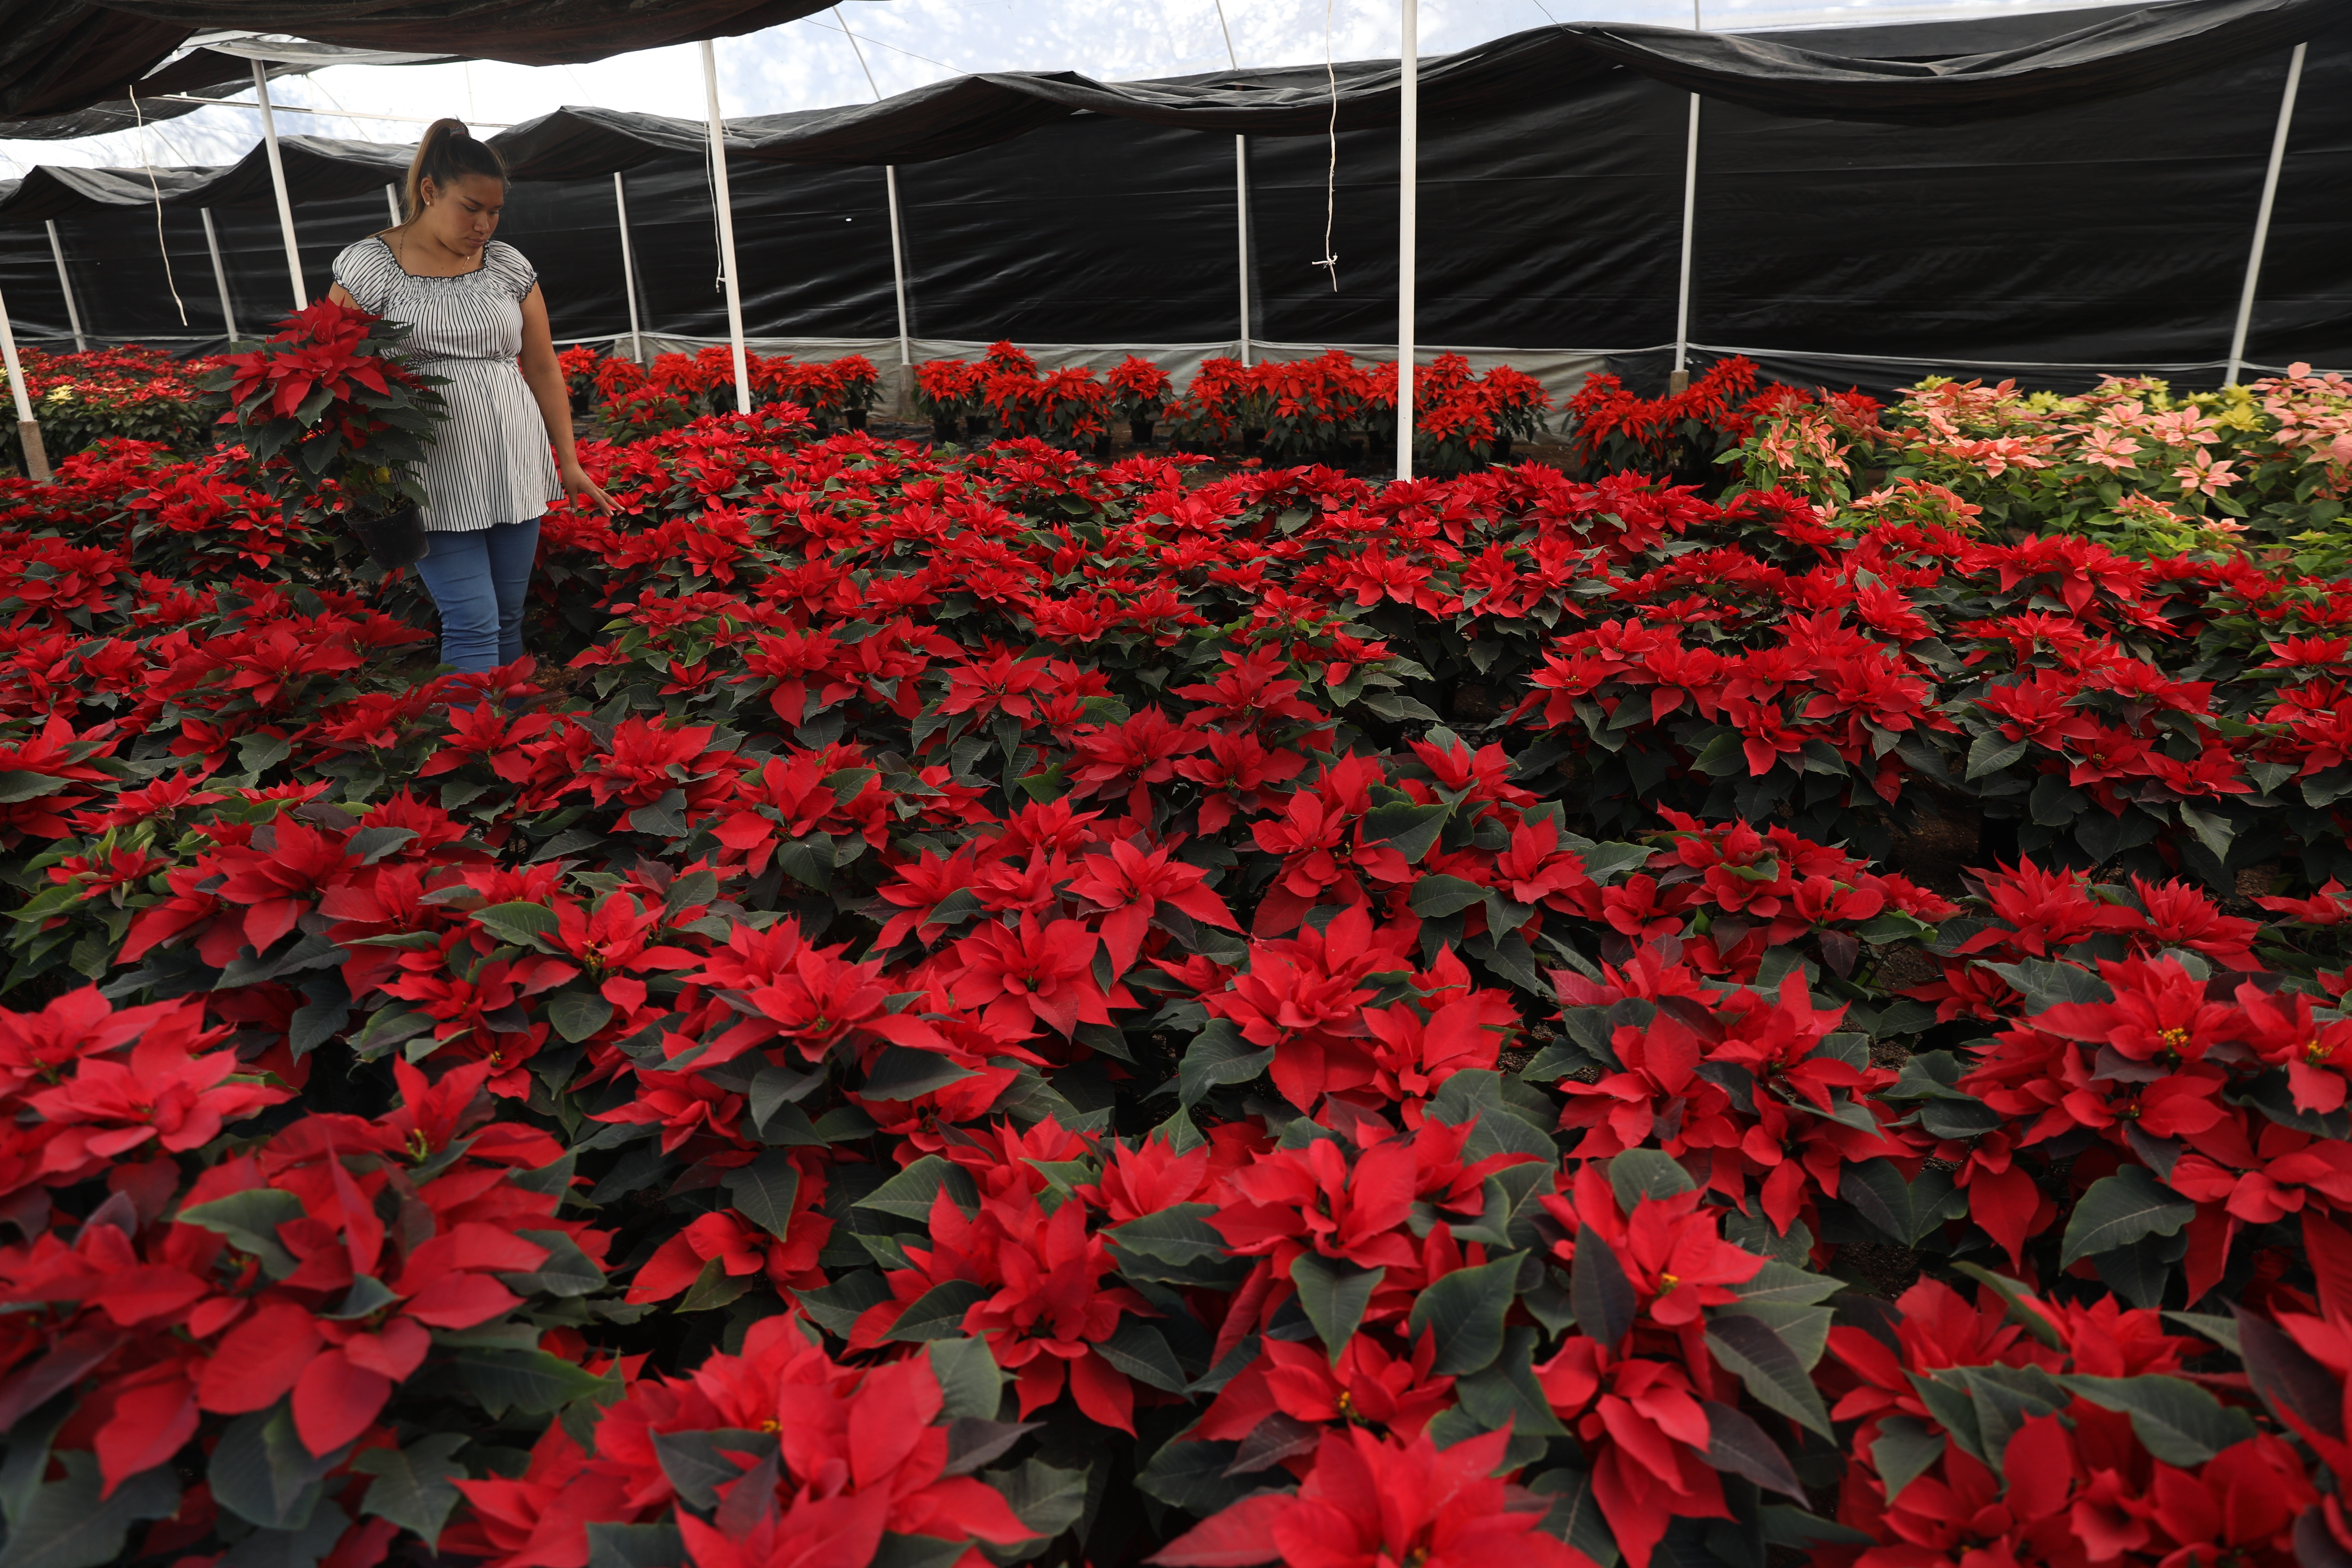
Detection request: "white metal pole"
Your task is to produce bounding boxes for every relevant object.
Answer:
[614,172,645,365]
[252,62,306,309]
[1670,96,1699,393]
[0,283,50,482]
[44,223,85,352]
[1236,138,1252,366]
[884,165,912,406]
[200,209,239,342]
[1214,5,1250,368]
[2225,41,2305,388]
[1395,0,1418,481]
[1671,1,1702,395]
[384,184,400,228]
[701,40,752,417]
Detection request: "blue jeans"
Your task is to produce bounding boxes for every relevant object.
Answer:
[414,518,540,674]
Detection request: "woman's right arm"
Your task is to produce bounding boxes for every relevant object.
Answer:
[328,284,357,308]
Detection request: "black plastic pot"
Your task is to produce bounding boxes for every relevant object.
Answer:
[965,414,993,440]
[931,417,959,444]
[351,502,426,571]
[845,407,868,430]
[1129,417,1154,447]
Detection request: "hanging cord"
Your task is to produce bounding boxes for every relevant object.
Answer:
[1311,0,1339,290]
[128,84,189,327]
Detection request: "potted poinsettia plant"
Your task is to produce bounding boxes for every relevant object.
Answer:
[205,297,443,569]
[1107,354,1171,448]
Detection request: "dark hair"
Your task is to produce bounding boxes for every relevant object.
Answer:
[401,118,506,222]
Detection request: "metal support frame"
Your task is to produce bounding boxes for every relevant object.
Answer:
[1670,2,1703,396]
[884,166,912,408]
[385,184,401,228]
[1395,0,1418,481]
[1236,138,1252,366]
[44,222,84,351]
[2226,42,2306,388]
[200,209,239,342]
[0,283,48,482]
[1670,94,1699,394]
[614,172,646,365]
[701,40,752,416]
[251,62,306,309]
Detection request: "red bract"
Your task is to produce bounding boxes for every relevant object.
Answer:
[1150,1427,1586,1568]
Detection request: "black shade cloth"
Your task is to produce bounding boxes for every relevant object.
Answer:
[0,3,2339,395]
[0,0,2324,135]
[0,0,839,120]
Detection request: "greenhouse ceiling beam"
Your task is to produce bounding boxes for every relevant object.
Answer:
[1395,0,1418,482]
[2224,40,2303,388]
[250,61,307,309]
[702,40,752,417]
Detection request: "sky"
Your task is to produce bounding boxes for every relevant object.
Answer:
[0,0,2129,179]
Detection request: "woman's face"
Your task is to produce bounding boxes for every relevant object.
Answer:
[417,172,504,253]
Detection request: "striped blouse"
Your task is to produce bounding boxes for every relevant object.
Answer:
[331,236,561,533]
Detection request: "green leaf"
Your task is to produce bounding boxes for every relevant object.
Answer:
[456,1349,611,1418]
[352,1433,468,1548]
[1408,875,1490,918]
[347,826,418,864]
[1869,1415,1944,1505]
[1571,1225,1635,1350]
[724,1152,803,1241]
[177,1189,302,1279]
[1176,1018,1273,1106]
[2065,1375,2259,1466]
[856,1155,979,1222]
[0,1454,178,1568]
[1950,1262,2062,1349]
[585,1523,686,1568]
[1608,1148,1695,1210]
[1095,1318,1189,1392]
[1405,1251,1521,1377]
[1706,1312,1833,1437]
[547,989,615,1044]
[860,1045,976,1101]
[1362,800,1451,863]
[987,1458,1089,1544]
[498,1229,604,1299]
[0,771,72,805]
[2059,1167,2194,1268]
[472,901,561,947]
[886,1280,988,1342]
[1290,1253,1382,1359]
[928,1338,1003,1421]
[1105,1203,1229,1268]
[210,1405,340,1533]
[1966,732,2030,780]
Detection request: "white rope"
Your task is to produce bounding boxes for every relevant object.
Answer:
[128,85,189,327]
[1312,0,1339,290]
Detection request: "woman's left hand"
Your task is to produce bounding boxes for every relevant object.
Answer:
[560,459,617,515]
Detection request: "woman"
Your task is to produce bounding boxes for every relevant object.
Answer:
[329,118,615,675]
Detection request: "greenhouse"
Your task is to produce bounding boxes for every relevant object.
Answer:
[0,3,2346,1568]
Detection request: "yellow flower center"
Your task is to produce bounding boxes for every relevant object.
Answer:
[2159,1027,2191,1051]
[1658,1273,1682,1294]
[2307,1039,2333,1065]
